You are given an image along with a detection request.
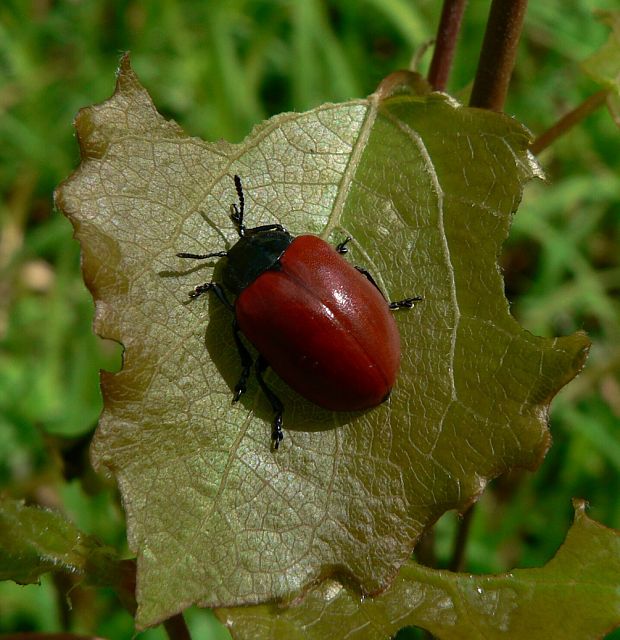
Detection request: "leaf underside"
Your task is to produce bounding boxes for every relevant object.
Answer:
[0,499,120,588]
[56,56,590,627]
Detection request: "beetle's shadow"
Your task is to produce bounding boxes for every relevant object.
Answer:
[203,303,366,437]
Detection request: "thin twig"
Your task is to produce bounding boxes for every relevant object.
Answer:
[530,89,609,154]
[428,0,468,91]
[448,504,476,572]
[469,0,528,111]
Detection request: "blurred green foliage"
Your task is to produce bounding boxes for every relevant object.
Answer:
[0,1,618,638]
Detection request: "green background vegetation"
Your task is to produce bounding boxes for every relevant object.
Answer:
[1,1,618,638]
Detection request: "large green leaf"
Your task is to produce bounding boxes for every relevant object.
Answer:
[56,56,589,628]
[216,500,620,640]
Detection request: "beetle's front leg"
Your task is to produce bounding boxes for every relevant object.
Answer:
[187,281,234,309]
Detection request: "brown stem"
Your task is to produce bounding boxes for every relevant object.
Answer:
[414,525,437,568]
[114,559,138,615]
[163,613,192,640]
[448,504,475,572]
[428,0,468,91]
[52,573,73,630]
[469,0,528,111]
[530,89,609,154]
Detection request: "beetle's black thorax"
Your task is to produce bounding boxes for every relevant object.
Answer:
[223,229,293,295]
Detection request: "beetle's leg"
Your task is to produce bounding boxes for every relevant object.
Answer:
[388,296,423,309]
[246,223,288,235]
[186,282,254,402]
[177,250,228,260]
[232,320,254,402]
[186,281,234,308]
[354,266,423,309]
[335,236,352,254]
[255,356,284,450]
[354,266,382,293]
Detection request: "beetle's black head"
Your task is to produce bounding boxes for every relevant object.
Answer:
[222,176,293,294]
[177,176,293,295]
[223,228,293,295]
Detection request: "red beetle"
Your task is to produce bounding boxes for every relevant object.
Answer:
[178,176,420,448]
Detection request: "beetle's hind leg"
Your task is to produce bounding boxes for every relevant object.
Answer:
[388,297,422,309]
[354,266,422,309]
[255,356,284,449]
[232,320,254,402]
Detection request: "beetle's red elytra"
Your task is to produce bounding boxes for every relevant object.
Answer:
[236,235,400,411]
[177,176,421,449]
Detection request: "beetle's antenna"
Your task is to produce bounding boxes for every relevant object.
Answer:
[231,175,245,237]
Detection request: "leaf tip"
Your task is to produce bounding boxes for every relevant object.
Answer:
[117,50,132,74]
[572,497,589,518]
[569,331,592,376]
[114,51,141,96]
[68,53,136,161]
